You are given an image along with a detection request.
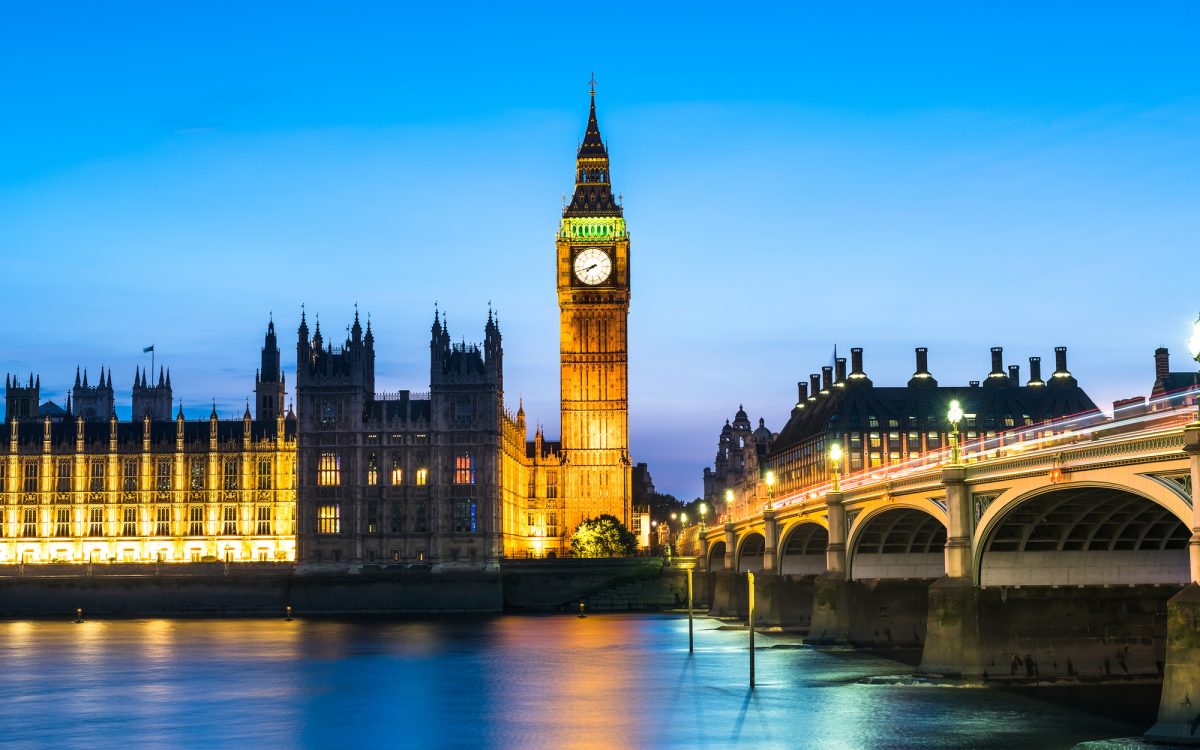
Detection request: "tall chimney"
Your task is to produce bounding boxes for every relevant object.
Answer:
[850,347,864,375]
[809,374,821,399]
[834,357,847,385]
[821,366,833,392]
[916,347,929,374]
[990,347,1004,376]
[1008,364,1020,382]
[1054,346,1069,375]
[1154,347,1170,383]
[1028,356,1044,386]
[797,381,808,402]
[908,347,936,387]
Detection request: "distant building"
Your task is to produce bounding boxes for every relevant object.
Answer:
[702,405,775,519]
[1150,347,1198,410]
[767,346,1100,498]
[0,324,297,564]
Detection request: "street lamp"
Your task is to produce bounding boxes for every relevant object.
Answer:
[947,399,964,465]
[681,512,688,527]
[725,489,734,516]
[1189,314,1200,420]
[698,502,707,526]
[828,442,843,492]
[764,470,776,509]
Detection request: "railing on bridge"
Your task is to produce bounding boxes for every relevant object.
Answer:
[721,386,1199,524]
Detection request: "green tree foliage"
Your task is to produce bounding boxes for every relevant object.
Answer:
[570,514,639,557]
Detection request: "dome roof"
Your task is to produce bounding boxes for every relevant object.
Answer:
[732,404,751,429]
[753,417,772,440]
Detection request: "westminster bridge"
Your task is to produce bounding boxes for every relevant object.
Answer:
[685,391,1200,743]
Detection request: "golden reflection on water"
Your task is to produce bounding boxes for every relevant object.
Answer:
[488,615,650,750]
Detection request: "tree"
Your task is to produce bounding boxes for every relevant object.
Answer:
[570,514,639,557]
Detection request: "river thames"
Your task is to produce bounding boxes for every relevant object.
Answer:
[0,614,1155,749]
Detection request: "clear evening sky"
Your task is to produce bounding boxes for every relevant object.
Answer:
[1,3,1197,498]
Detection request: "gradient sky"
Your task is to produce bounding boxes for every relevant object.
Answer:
[1,2,1197,498]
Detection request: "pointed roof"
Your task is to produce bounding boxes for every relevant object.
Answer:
[564,89,622,218]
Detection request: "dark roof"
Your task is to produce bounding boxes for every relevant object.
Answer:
[1153,372,1197,398]
[526,439,562,459]
[771,378,1100,459]
[1,417,295,451]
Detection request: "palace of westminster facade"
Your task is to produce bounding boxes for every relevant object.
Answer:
[0,91,634,567]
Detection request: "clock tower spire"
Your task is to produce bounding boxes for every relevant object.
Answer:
[557,85,632,531]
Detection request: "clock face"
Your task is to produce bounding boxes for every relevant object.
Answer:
[574,248,612,285]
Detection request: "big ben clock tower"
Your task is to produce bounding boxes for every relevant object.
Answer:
[557,85,632,530]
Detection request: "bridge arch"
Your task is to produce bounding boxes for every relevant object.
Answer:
[973,481,1190,586]
[706,540,727,571]
[848,504,947,581]
[778,520,828,576]
[736,531,766,573]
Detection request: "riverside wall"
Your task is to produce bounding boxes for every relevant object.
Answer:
[0,557,703,618]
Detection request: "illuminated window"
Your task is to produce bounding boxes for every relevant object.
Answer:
[122,507,137,536]
[90,461,104,492]
[155,507,170,536]
[222,505,238,535]
[55,508,70,537]
[416,467,428,486]
[547,513,558,538]
[367,501,378,533]
[257,459,272,490]
[22,508,37,537]
[156,461,171,491]
[56,459,71,492]
[367,453,378,486]
[23,462,38,492]
[454,454,474,485]
[318,453,341,486]
[256,505,272,535]
[390,457,403,485]
[223,459,238,490]
[318,504,340,534]
[189,460,205,490]
[122,460,138,492]
[546,471,558,499]
[188,506,204,536]
[88,507,103,537]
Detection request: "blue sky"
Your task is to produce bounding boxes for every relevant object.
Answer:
[1,2,1197,497]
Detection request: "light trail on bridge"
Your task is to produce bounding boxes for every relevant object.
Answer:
[724,385,1200,522]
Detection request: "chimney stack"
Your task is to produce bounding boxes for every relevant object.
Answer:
[834,357,847,385]
[1008,364,1020,382]
[990,347,1004,376]
[797,381,808,402]
[1054,346,1069,375]
[1028,356,1044,386]
[850,348,864,375]
[809,374,821,399]
[821,366,833,393]
[1154,347,1170,383]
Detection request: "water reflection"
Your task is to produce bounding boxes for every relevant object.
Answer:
[0,615,1146,749]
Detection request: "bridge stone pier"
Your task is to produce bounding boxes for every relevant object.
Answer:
[696,405,1200,741]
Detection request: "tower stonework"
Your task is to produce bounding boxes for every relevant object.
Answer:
[255,319,286,421]
[557,89,632,531]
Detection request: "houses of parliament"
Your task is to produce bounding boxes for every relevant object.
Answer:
[0,90,634,568]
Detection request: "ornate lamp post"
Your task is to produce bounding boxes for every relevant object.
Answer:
[764,471,775,510]
[828,442,843,492]
[1188,314,1200,420]
[725,489,734,519]
[698,502,708,527]
[947,399,964,465]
